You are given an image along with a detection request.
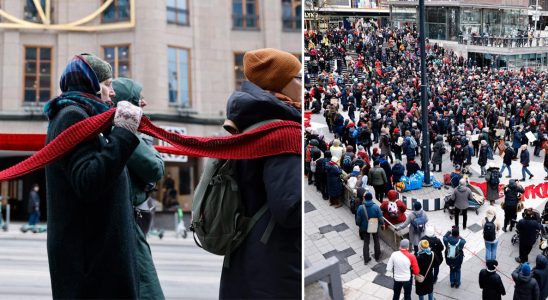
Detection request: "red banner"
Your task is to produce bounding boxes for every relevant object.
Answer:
[470,181,548,200]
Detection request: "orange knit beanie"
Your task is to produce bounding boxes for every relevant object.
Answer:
[243,48,301,92]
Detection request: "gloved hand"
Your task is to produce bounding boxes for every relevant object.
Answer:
[114,101,143,134]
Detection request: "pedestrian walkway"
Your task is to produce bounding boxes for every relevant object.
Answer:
[305,111,547,300]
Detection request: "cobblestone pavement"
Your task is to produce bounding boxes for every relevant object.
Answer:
[306,109,547,300]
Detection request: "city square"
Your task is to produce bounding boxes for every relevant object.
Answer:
[304,0,548,299]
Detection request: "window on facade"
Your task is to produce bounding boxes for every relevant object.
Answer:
[425,7,447,40]
[102,0,130,23]
[234,53,245,90]
[103,45,130,78]
[24,0,46,23]
[282,0,301,31]
[168,47,191,108]
[24,47,52,103]
[167,0,189,25]
[232,0,259,30]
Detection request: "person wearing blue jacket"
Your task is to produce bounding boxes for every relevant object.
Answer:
[443,227,466,288]
[356,188,385,264]
[513,130,523,159]
[391,160,406,184]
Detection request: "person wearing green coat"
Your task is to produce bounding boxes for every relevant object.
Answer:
[113,77,165,300]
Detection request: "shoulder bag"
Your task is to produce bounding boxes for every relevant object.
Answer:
[364,204,379,234]
[415,253,435,283]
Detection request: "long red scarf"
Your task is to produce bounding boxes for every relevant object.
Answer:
[0,108,301,181]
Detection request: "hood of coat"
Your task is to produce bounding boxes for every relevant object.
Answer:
[224,81,301,133]
[536,254,548,269]
[485,207,496,219]
[516,271,533,283]
[112,78,142,106]
[456,185,468,193]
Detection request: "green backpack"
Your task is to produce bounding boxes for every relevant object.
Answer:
[190,120,278,267]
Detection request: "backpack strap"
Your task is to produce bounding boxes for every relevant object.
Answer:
[224,203,270,268]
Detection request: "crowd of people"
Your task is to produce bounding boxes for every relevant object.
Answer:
[304,19,548,300]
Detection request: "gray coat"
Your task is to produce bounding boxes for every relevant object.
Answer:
[451,185,474,210]
[368,167,388,187]
[431,140,444,165]
[397,209,428,246]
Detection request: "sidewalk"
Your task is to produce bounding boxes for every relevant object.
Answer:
[305,111,547,299]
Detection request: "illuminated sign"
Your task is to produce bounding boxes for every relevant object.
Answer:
[0,0,135,32]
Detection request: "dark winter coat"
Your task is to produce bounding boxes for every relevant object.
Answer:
[46,105,140,299]
[517,218,543,247]
[45,58,141,299]
[533,254,548,300]
[422,235,444,265]
[485,167,501,201]
[478,145,488,167]
[28,190,40,214]
[479,269,506,300]
[327,162,344,197]
[503,147,514,165]
[504,181,525,208]
[415,251,436,296]
[520,149,530,167]
[219,81,301,299]
[368,166,387,187]
[443,233,465,268]
[391,163,405,183]
[406,160,420,177]
[512,267,539,300]
[431,141,444,165]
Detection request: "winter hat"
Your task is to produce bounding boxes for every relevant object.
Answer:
[454,164,461,171]
[419,239,430,250]
[365,192,373,201]
[400,239,410,249]
[521,263,531,276]
[358,145,365,151]
[309,139,319,146]
[112,78,142,106]
[425,226,435,237]
[81,53,112,83]
[486,260,498,271]
[451,227,459,237]
[413,201,422,211]
[357,187,366,200]
[353,166,360,172]
[387,190,398,201]
[373,160,380,166]
[243,48,301,93]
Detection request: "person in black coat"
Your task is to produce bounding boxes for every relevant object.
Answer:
[502,179,524,232]
[26,184,41,228]
[516,208,543,263]
[479,260,506,300]
[406,159,420,177]
[500,144,514,178]
[520,145,534,181]
[478,140,488,177]
[327,157,344,208]
[422,227,444,283]
[315,151,331,200]
[44,54,142,299]
[533,254,548,300]
[219,49,302,299]
[415,240,437,299]
[512,262,540,300]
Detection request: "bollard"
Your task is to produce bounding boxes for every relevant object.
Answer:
[6,204,10,231]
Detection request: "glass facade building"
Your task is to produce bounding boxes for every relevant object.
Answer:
[391,6,528,41]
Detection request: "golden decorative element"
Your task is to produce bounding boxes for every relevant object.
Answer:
[0,0,135,32]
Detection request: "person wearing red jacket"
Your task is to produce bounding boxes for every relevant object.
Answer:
[380,190,407,226]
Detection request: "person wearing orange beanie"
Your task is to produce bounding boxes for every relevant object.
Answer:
[380,189,407,226]
[219,48,302,299]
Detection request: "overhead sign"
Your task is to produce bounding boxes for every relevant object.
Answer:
[0,0,135,32]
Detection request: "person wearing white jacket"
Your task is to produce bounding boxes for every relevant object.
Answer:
[387,239,420,300]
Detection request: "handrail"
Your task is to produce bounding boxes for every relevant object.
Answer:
[304,257,344,300]
[457,35,548,48]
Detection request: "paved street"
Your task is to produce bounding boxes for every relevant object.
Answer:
[306,110,547,299]
[0,225,223,300]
